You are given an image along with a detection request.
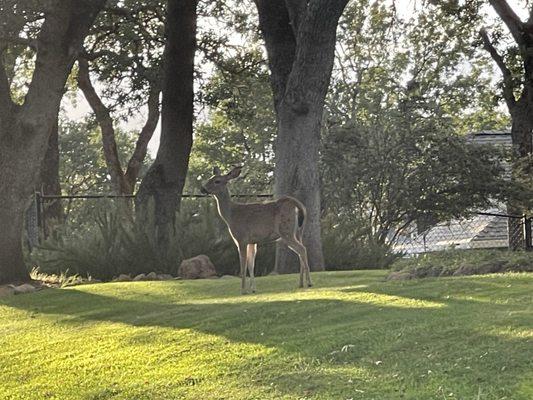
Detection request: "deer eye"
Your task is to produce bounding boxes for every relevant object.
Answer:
[214,179,221,184]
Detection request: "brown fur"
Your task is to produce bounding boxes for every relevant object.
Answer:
[202,167,313,293]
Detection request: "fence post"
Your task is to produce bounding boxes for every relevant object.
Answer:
[524,216,532,251]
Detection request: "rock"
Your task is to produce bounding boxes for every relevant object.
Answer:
[220,275,237,279]
[387,271,413,281]
[114,274,132,282]
[0,285,15,297]
[146,272,158,280]
[13,283,39,295]
[178,255,217,279]
[157,274,174,281]
[133,273,147,281]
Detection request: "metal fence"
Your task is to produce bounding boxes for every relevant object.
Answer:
[25,192,273,249]
[26,192,533,255]
[393,211,532,255]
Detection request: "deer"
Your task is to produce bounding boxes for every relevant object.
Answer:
[201,166,313,294]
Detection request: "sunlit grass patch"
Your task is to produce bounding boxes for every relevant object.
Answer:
[0,270,532,399]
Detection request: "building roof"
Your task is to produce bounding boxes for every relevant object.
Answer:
[394,210,509,254]
[393,131,514,255]
[468,130,512,147]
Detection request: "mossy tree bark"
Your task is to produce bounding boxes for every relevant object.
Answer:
[135,0,197,256]
[254,0,349,272]
[39,116,63,234]
[0,0,105,284]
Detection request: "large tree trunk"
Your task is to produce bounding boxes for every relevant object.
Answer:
[39,117,63,233]
[0,0,105,284]
[275,103,325,272]
[0,138,32,283]
[507,102,533,250]
[480,4,533,251]
[255,0,348,273]
[0,195,26,283]
[135,0,197,255]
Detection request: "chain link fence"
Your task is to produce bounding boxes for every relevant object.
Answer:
[393,211,532,255]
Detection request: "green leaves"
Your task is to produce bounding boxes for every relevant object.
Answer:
[321,109,508,247]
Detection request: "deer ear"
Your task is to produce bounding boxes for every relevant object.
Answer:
[227,166,242,180]
[213,166,221,175]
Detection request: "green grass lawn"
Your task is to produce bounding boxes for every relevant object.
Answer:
[1,271,532,400]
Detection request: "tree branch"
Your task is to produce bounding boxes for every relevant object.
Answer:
[77,57,126,194]
[0,36,37,51]
[124,82,161,192]
[282,0,349,113]
[21,0,106,124]
[254,0,297,111]
[284,0,307,37]
[489,0,525,45]
[480,28,516,109]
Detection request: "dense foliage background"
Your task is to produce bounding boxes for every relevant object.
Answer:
[27,0,519,279]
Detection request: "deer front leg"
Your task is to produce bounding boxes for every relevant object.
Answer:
[238,243,248,294]
[247,243,257,293]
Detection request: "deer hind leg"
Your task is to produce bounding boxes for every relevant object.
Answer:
[238,243,248,294]
[283,238,310,288]
[278,205,312,289]
[247,243,257,293]
[296,228,313,287]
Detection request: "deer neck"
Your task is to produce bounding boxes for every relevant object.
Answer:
[214,187,234,223]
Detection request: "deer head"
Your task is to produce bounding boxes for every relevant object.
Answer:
[201,166,242,195]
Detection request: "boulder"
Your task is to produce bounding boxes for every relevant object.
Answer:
[0,285,15,297]
[13,283,39,295]
[146,272,158,280]
[114,274,132,282]
[133,273,147,281]
[178,255,217,279]
[157,274,174,281]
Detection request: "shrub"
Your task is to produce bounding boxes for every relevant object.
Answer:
[322,215,400,270]
[29,198,276,280]
[389,249,533,280]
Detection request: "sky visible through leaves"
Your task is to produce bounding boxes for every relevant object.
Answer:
[62,0,526,157]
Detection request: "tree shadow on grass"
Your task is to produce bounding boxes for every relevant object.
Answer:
[2,275,533,399]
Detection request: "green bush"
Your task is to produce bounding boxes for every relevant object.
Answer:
[390,249,533,279]
[31,199,411,279]
[322,215,400,270]
[30,199,277,280]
